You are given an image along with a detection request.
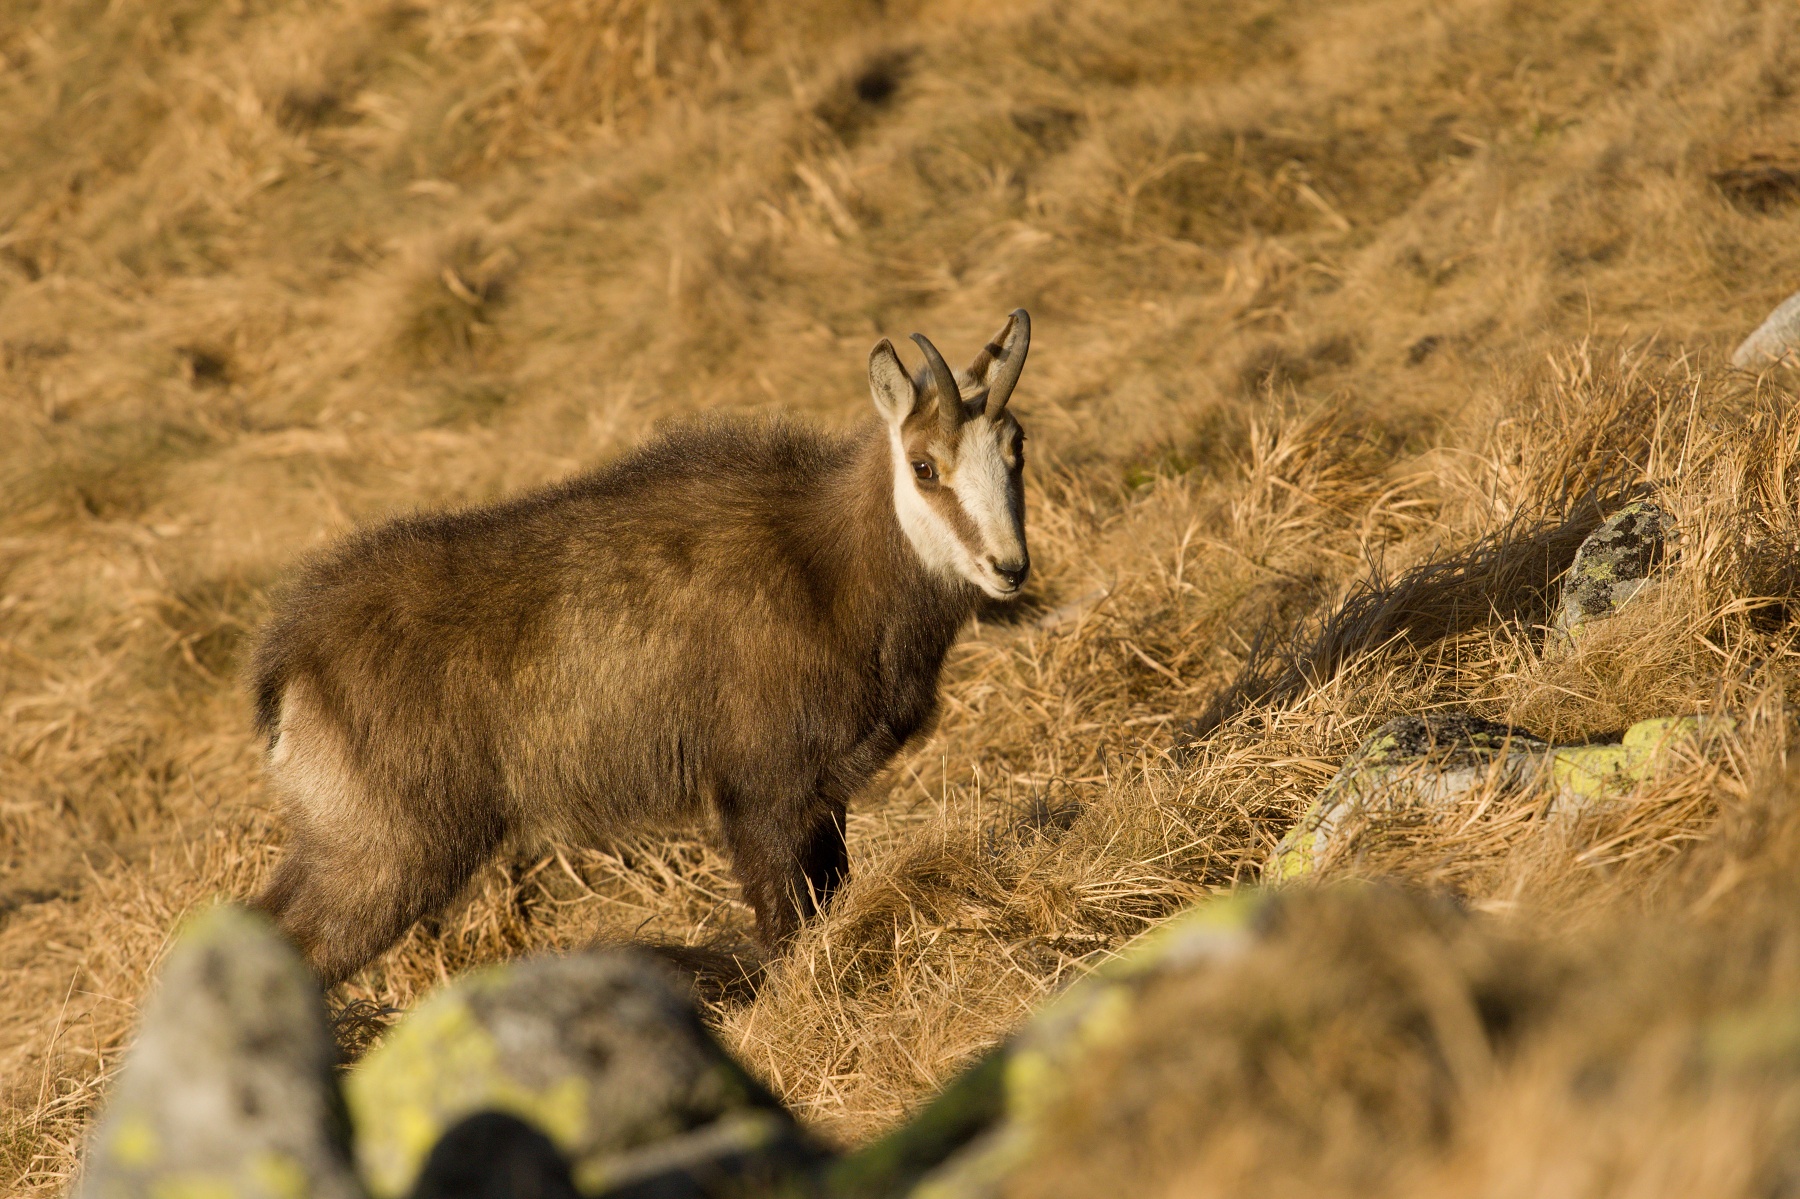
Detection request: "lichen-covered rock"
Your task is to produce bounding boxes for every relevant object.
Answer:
[74,905,361,1199]
[1732,288,1800,367]
[1553,501,1673,639]
[594,1109,819,1198]
[1267,710,1730,881]
[408,1111,581,1199]
[1546,715,1728,805]
[346,950,804,1198]
[830,894,1265,1199]
[1268,712,1549,882]
[1346,711,1549,769]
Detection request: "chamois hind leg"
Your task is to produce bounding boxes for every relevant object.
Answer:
[719,796,848,950]
[255,817,500,986]
[255,684,507,984]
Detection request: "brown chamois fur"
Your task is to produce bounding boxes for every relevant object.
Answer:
[249,313,1031,984]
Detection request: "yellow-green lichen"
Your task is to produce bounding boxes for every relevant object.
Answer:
[107,1113,161,1169]
[1549,716,1727,803]
[347,992,589,1197]
[147,1175,238,1199]
[247,1152,310,1199]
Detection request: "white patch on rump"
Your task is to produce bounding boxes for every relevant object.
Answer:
[268,682,370,838]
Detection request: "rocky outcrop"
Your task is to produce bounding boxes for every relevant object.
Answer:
[348,951,815,1197]
[70,855,1753,1199]
[75,909,820,1199]
[73,906,362,1199]
[74,894,1274,1199]
[1266,710,1727,881]
[854,895,1263,1199]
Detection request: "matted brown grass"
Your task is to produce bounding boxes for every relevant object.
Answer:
[7,0,1800,1192]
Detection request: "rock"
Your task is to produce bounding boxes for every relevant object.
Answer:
[73,905,362,1199]
[822,1055,1007,1199]
[829,894,1264,1199]
[1732,288,1800,367]
[592,1109,820,1198]
[1552,501,1673,641]
[407,1111,580,1199]
[1268,712,1548,882]
[346,950,808,1198]
[1267,710,1731,881]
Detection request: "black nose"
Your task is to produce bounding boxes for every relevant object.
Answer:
[990,556,1029,590]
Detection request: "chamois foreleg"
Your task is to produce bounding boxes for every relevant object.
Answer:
[718,792,849,949]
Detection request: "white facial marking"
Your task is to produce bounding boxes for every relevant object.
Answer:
[889,427,965,579]
[946,422,1026,597]
[888,416,1027,600]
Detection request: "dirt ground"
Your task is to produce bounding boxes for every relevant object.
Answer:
[7,0,1800,1192]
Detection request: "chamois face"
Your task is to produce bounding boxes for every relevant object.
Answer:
[869,311,1032,600]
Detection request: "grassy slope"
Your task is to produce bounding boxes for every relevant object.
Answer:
[4,0,1800,1190]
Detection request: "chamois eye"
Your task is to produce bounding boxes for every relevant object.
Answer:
[912,460,937,482]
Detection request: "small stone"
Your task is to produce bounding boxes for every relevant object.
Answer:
[74,905,361,1199]
[1553,501,1673,640]
[346,950,802,1198]
[1733,288,1800,367]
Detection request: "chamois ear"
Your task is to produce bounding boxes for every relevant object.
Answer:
[962,308,1031,418]
[869,338,917,425]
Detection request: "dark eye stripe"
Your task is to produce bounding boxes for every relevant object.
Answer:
[921,482,983,555]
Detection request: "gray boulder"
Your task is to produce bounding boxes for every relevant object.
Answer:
[1733,288,1800,367]
[73,905,361,1199]
[346,950,813,1197]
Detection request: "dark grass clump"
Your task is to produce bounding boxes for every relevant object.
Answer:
[1177,508,1612,746]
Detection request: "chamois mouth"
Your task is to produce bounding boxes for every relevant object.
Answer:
[983,564,1029,598]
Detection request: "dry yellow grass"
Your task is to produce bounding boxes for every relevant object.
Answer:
[7,0,1800,1192]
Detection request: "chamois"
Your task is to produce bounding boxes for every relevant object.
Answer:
[249,311,1033,983]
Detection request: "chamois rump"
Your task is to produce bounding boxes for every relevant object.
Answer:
[249,311,1033,984]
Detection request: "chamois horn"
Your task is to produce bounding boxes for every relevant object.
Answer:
[983,308,1031,418]
[911,332,964,438]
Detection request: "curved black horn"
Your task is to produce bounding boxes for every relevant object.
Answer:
[911,332,965,437]
[985,308,1031,418]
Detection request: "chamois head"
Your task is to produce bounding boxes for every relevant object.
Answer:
[869,310,1032,599]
